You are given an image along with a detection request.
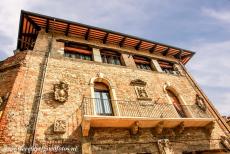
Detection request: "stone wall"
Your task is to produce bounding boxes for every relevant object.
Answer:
[0,30,229,153]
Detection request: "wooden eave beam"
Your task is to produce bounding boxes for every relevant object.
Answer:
[149,44,157,53]
[85,28,90,40]
[135,41,142,50]
[181,54,193,59]
[24,14,41,31]
[46,19,49,33]
[119,37,126,47]
[65,23,70,36]
[103,32,109,44]
[162,47,170,56]
[175,50,183,59]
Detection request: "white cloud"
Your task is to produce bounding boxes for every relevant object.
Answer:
[186,40,230,115]
[202,8,230,24]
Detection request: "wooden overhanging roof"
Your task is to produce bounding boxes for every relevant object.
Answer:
[17,10,195,64]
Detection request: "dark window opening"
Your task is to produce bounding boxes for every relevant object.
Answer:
[64,42,92,61]
[133,56,152,70]
[100,49,122,65]
[158,60,179,75]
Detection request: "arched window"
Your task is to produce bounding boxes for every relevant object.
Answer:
[166,89,186,118]
[94,82,113,116]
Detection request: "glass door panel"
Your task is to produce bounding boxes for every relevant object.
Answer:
[94,91,113,116]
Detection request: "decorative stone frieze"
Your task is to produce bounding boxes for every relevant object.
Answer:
[54,81,69,103]
[54,119,66,133]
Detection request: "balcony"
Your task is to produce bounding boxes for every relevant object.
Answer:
[81,98,214,136]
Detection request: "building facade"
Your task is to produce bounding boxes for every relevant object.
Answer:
[0,10,229,154]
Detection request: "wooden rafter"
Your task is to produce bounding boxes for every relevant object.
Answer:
[103,33,109,44]
[135,41,142,50]
[162,47,170,56]
[149,44,157,53]
[24,14,40,31]
[65,23,70,36]
[46,19,49,33]
[119,37,126,47]
[85,29,90,40]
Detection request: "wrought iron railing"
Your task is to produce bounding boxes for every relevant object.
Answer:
[82,98,212,119]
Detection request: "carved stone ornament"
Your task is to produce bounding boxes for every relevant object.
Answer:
[54,119,66,133]
[196,94,206,111]
[220,136,230,150]
[135,86,148,98]
[130,79,146,86]
[157,139,174,154]
[54,81,69,103]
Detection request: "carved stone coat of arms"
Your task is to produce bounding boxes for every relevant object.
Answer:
[54,81,69,103]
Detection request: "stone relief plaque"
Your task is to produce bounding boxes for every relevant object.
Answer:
[135,86,149,99]
[130,79,151,100]
[54,81,69,103]
[54,119,66,133]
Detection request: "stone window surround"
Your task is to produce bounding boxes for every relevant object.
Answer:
[163,82,193,118]
[89,75,120,116]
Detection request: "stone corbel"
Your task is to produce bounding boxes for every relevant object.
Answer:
[204,121,215,136]
[82,120,90,137]
[130,121,140,135]
[154,121,164,135]
[174,122,185,135]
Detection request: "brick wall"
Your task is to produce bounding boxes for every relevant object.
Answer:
[0,30,228,153]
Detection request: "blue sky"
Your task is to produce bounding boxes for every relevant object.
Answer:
[0,0,229,115]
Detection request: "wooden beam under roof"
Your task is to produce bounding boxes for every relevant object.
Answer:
[175,50,183,59]
[162,47,170,56]
[24,14,40,31]
[119,37,126,47]
[46,19,49,33]
[103,32,109,44]
[149,44,157,53]
[135,41,142,50]
[65,23,70,36]
[85,28,90,40]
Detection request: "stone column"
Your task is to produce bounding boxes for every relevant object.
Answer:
[121,53,136,68]
[151,59,163,72]
[92,48,102,62]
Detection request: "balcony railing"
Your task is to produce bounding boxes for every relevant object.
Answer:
[82,98,212,119]
[81,98,214,136]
